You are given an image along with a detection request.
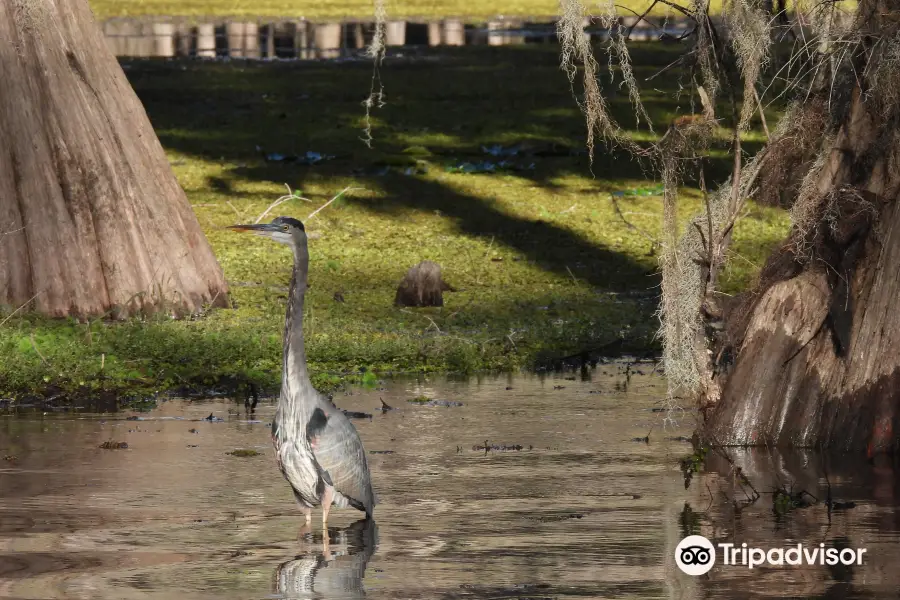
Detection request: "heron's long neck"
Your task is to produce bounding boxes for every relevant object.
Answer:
[282,239,315,406]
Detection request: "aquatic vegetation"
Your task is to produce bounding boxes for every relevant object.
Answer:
[473,441,529,451]
[408,397,463,407]
[99,441,129,449]
[679,446,708,489]
[227,448,262,457]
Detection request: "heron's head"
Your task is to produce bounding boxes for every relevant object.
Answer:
[228,216,306,246]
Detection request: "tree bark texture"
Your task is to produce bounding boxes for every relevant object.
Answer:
[705,1,900,454]
[0,0,228,318]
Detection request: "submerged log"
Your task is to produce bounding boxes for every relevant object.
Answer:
[393,260,454,307]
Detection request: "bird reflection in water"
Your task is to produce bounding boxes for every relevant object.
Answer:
[274,517,378,599]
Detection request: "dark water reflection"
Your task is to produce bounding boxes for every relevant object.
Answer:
[274,518,376,599]
[1,366,899,599]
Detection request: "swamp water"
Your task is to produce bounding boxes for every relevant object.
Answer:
[2,364,900,599]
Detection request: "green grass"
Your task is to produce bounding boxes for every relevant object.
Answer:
[89,0,723,20]
[0,44,790,403]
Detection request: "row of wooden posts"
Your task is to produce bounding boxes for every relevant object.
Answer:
[101,17,675,59]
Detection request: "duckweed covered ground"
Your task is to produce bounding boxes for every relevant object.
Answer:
[0,45,789,403]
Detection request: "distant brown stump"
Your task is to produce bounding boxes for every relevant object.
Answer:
[394,261,455,307]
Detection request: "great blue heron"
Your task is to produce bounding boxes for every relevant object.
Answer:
[229,216,376,529]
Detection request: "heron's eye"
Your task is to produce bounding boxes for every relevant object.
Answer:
[282,225,289,231]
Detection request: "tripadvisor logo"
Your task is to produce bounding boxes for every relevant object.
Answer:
[675,536,868,575]
[675,535,716,575]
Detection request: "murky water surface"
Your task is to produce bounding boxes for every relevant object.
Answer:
[2,366,900,599]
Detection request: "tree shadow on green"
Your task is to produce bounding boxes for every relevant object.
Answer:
[0,43,789,402]
[130,44,768,293]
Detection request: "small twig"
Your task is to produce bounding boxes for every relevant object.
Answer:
[713,444,760,501]
[447,297,474,321]
[479,338,498,356]
[305,186,362,222]
[506,332,518,351]
[255,197,293,224]
[475,236,495,285]
[0,293,41,328]
[225,200,244,221]
[30,333,50,367]
[725,249,759,269]
[621,0,694,20]
[255,184,312,224]
[645,53,690,82]
[610,192,660,247]
[421,314,442,334]
[400,308,442,334]
[782,317,826,366]
[565,265,579,285]
[675,23,696,41]
[799,489,819,503]
[201,214,218,230]
[621,0,662,39]
[753,87,770,140]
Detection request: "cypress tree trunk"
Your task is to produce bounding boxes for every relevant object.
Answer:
[0,0,228,318]
[704,1,900,455]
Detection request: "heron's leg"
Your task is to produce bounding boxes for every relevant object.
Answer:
[297,505,313,538]
[321,485,335,528]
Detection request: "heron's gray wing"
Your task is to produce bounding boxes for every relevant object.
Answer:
[275,437,321,507]
[308,403,376,514]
